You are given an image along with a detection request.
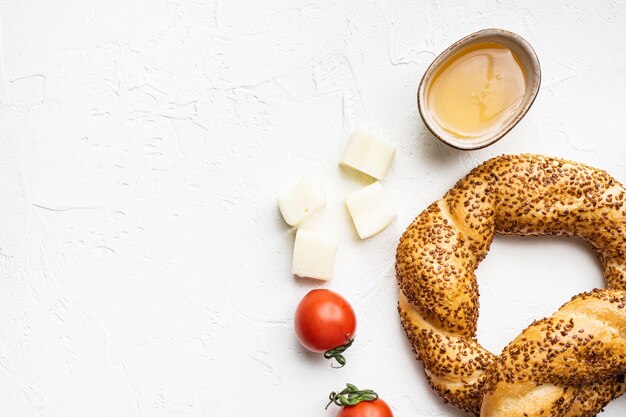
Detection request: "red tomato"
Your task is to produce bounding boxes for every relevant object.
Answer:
[294,289,356,353]
[336,399,393,417]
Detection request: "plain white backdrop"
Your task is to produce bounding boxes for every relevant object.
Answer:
[0,0,625,416]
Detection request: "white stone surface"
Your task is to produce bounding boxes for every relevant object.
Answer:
[0,1,625,416]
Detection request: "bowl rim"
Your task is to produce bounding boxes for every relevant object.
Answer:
[417,28,541,150]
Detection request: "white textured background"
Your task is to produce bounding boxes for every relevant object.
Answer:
[0,1,625,416]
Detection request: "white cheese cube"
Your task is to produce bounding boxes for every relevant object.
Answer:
[339,129,396,180]
[278,178,326,227]
[346,182,396,239]
[292,229,338,281]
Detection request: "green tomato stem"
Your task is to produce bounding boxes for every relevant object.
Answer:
[323,337,354,368]
[325,383,379,409]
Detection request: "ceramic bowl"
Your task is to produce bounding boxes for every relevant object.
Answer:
[418,28,541,150]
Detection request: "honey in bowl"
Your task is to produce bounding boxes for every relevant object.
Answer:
[426,42,526,139]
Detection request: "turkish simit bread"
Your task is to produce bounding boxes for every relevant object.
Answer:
[396,154,626,417]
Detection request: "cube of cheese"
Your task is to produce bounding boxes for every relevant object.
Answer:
[292,229,338,281]
[339,130,396,180]
[346,182,396,239]
[278,178,326,227]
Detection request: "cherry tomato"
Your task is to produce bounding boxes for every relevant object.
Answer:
[337,399,393,417]
[294,289,356,353]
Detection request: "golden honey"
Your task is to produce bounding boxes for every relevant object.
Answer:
[427,42,526,139]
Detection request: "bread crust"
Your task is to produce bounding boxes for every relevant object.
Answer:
[396,154,626,416]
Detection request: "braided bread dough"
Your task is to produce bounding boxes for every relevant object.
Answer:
[396,154,626,417]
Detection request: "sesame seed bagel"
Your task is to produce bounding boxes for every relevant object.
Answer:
[396,154,626,416]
